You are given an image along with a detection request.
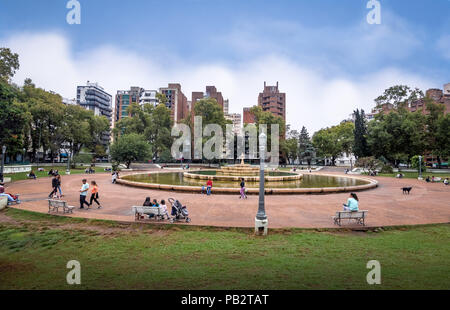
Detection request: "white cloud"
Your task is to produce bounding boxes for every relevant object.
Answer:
[2,31,437,134]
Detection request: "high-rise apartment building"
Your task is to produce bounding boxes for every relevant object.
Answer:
[114,87,141,122]
[159,83,189,122]
[77,81,113,146]
[223,99,229,115]
[258,81,286,120]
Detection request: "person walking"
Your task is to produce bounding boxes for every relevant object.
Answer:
[56,174,63,197]
[239,178,247,199]
[79,179,90,209]
[48,175,59,198]
[89,180,102,209]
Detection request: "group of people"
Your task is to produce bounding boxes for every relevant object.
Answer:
[200,178,248,199]
[425,176,449,185]
[48,172,63,199]
[143,197,170,219]
[79,179,102,209]
[0,182,20,204]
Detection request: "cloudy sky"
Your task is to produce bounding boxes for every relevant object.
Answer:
[0,0,449,133]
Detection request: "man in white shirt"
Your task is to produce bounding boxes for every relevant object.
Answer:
[79,179,90,209]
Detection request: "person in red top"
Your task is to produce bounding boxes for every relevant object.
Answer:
[206,179,213,196]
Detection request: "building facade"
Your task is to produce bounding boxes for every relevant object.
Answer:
[243,107,256,124]
[77,81,113,146]
[258,81,286,121]
[225,113,242,134]
[191,86,225,122]
[159,83,189,123]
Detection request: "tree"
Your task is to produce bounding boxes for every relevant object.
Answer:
[0,80,27,155]
[356,156,382,174]
[353,109,369,159]
[0,48,19,81]
[425,101,447,168]
[375,85,424,110]
[367,109,427,167]
[312,122,354,165]
[110,133,151,168]
[298,126,315,167]
[249,105,286,163]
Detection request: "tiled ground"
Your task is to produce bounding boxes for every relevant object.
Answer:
[6,169,450,228]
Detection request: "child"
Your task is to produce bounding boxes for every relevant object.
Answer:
[239,178,247,199]
[160,199,171,220]
[152,199,159,207]
[89,180,102,209]
[206,179,213,196]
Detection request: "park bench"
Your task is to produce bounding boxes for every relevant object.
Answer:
[132,206,166,221]
[333,210,368,226]
[48,199,75,214]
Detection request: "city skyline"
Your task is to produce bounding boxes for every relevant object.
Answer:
[0,0,449,133]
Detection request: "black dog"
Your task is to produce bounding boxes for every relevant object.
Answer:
[401,187,412,194]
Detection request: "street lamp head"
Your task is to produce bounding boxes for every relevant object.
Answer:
[2,145,6,154]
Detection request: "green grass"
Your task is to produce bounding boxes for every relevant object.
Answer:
[371,172,450,180]
[5,166,109,182]
[0,208,448,290]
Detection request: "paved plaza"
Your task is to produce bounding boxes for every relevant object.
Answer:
[6,169,450,228]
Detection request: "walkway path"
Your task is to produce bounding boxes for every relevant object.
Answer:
[6,170,450,228]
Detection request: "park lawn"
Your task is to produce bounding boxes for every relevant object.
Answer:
[5,166,109,182]
[0,208,449,290]
[375,171,450,179]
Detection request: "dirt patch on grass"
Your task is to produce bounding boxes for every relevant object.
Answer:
[0,260,35,274]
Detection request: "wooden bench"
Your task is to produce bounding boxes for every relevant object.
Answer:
[132,206,166,221]
[333,210,368,226]
[48,199,75,214]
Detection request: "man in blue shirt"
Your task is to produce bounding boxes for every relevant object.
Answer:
[79,179,90,209]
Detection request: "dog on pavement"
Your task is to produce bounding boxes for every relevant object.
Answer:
[401,187,412,194]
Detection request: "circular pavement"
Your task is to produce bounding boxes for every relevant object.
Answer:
[6,169,450,228]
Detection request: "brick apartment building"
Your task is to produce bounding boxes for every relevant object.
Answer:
[159,83,189,123]
[191,85,225,122]
[258,81,286,121]
[243,107,256,124]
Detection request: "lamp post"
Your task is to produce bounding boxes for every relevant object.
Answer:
[66,150,71,175]
[23,148,26,164]
[1,145,6,183]
[255,132,268,235]
[418,155,422,180]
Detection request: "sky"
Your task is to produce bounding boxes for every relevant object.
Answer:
[0,0,449,133]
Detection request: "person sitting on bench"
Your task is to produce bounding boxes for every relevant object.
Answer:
[28,170,37,179]
[0,183,20,203]
[342,193,359,212]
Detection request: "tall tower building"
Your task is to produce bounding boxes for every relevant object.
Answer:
[258,81,286,121]
[77,81,112,146]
